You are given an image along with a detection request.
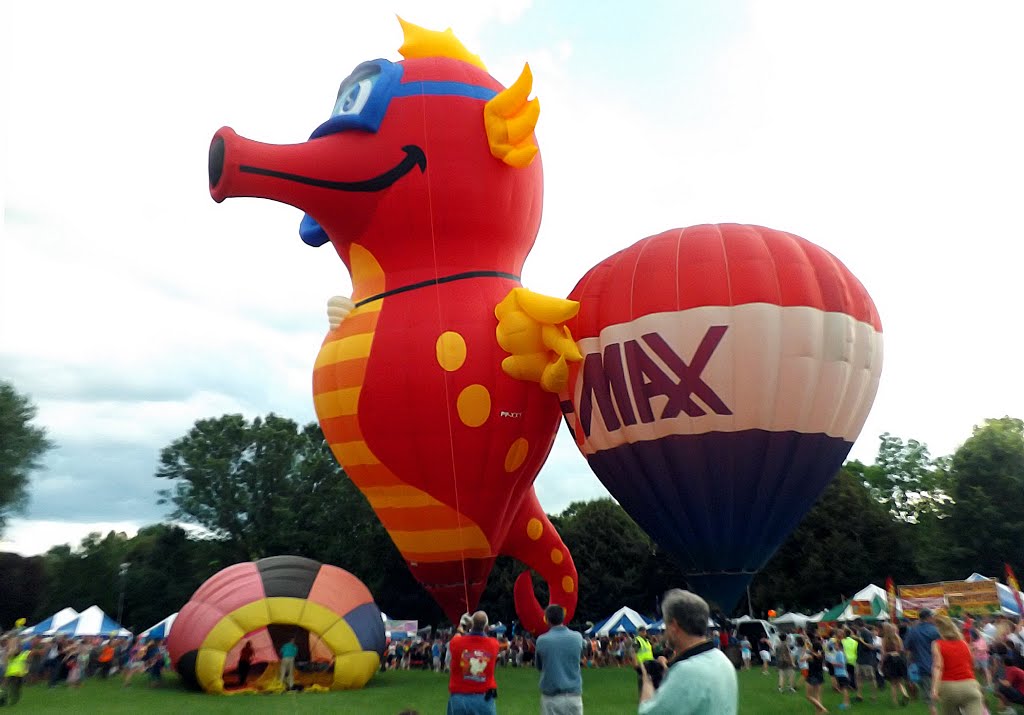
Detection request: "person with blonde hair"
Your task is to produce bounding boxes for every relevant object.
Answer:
[880,622,910,706]
[931,614,984,715]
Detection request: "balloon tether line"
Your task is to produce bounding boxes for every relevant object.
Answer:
[420,95,472,617]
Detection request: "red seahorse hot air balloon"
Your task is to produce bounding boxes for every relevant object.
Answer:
[559,225,883,610]
[207,19,579,634]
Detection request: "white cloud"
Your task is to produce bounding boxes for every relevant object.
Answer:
[0,519,140,556]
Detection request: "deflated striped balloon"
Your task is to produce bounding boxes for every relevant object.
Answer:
[167,555,385,693]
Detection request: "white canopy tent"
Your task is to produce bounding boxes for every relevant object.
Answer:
[586,607,653,637]
[771,612,811,628]
[138,612,177,640]
[54,605,131,637]
[22,607,79,636]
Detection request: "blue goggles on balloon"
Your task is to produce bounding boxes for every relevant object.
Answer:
[309,58,499,139]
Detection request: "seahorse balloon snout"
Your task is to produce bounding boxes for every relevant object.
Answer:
[209,19,578,634]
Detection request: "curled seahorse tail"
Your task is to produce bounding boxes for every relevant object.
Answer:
[501,488,578,635]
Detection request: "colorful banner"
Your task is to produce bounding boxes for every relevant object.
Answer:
[384,619,419,635]
[898,583,946,618]
[850,600,874,616]
[1007,564,1024,616]
[943,580,1000,617]
[886,576,899,622]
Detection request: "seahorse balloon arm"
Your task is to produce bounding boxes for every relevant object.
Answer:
[326,296,354,330]
[496,287,582,393]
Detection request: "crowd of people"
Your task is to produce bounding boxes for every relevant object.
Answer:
[435,589,737,714]
[382,627,680,674]
[13,601,1024,713]
[0,633,166,705]
[757,609,1024,715]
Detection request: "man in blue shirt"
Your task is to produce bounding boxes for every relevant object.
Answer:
[280,637,298,690]
[903,609,940,715]
[536,604,585,714]
[638,590,737,714]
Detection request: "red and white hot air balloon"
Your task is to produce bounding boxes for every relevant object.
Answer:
[559,224,883,608]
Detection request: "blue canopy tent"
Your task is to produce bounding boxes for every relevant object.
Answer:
[22,607,79,636]
[54,605,131,637]
[139,612,177,640]
[586,607,653,637]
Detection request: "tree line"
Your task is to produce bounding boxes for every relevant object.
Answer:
[1,379,1022,632]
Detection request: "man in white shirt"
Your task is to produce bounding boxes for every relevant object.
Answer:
[638,589,738,714]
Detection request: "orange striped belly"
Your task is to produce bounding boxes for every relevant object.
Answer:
[312,245,491,564]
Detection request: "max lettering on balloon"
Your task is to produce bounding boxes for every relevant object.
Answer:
[578,325,731,438]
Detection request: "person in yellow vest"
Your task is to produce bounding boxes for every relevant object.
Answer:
[636,627,654,666]
[634,626,656,695]
[841,627,860,694]
[5,639,30,706]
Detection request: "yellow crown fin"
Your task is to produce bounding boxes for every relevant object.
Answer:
[397,16,487,71]
[484,63,540,168]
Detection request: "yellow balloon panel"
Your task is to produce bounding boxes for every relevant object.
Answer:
[298,599,342,637]
[332,652,381,689]
[228,599,270,635]
[200,617,245,654]
[265,596,305,625]
[196,648,227,693]
[320,618,361,655]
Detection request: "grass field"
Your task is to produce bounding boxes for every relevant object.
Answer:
[5,666,1005,714]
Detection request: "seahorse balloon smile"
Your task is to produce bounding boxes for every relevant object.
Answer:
[209,18,579,633]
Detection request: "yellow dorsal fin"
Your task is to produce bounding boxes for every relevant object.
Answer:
[397,16,487,71]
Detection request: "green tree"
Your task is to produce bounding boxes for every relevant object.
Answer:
[155,413,441,622]
[157,415,370,561]
[0,552,47,629]
[751,469,917,614]
[0,381,53,531]
[847,433,953,523]
[36,530,132,620]
[552,498,663,622]
[945,417,1024,578]
[118,524,225,632]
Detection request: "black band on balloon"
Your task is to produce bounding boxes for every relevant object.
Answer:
[354,271,521,307]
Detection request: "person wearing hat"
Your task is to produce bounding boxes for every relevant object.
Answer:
[635,626,654,668]
[633,625,656,695]
[904,609,940,715]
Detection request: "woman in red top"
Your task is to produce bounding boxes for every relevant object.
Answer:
[931,614,985,715]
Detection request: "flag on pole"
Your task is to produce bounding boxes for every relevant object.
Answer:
[886,576,899,622]
[1006,563,1024,616]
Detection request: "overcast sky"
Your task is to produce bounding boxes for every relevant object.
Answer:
[3,0,1023,556]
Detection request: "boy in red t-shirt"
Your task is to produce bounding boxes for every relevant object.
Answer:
[447,611,499,714]
[997,656,1024,709]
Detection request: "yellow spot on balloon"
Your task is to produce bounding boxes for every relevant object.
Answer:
[550,548,563,565]
[436,332,467,371]
[457,385,490,427]
[504,438,529,472]
[527,518,543,541]
[562,576,575,593]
